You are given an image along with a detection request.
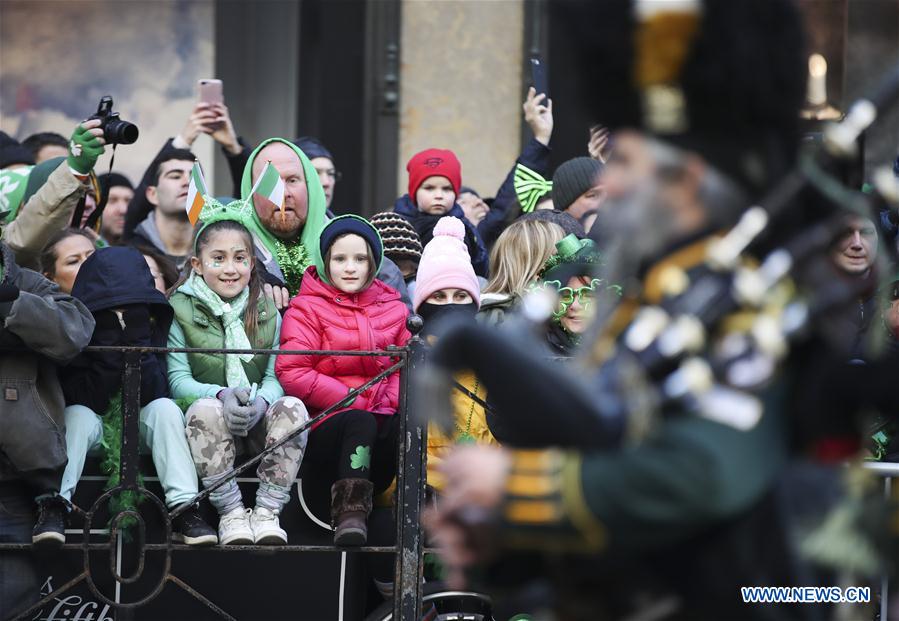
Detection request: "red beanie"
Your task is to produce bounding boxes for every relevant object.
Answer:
[406,148,462,199]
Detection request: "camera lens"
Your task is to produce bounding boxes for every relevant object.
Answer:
[105,120,139,145]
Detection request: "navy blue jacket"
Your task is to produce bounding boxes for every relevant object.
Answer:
[393,194,489,277]
[60,247,173,414]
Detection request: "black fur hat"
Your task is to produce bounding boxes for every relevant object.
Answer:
[556,0,807,197]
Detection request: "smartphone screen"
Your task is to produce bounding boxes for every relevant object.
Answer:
[530,58,549,99]
[198,79,223,105]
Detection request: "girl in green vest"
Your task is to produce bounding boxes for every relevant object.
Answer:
[168,207,309,546]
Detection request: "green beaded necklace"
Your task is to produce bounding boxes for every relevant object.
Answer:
[455,378,481,444]
[274,239,311,296]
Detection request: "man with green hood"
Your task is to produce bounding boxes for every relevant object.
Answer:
[240,138,411,309]
[240,138,325,306]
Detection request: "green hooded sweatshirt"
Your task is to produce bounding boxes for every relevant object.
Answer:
[239,138,328,294]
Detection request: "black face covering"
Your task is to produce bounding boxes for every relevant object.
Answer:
[417,302,478,336]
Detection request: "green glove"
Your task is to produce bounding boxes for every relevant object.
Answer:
[67,124,104,175]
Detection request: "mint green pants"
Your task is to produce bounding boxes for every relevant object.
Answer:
[60,398,198,508]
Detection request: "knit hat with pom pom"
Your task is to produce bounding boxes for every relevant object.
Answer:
[412,216,481,312]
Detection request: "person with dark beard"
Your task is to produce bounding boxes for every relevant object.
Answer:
[423,0,814,617]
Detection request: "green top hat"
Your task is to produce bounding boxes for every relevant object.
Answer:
[540,234,603,283]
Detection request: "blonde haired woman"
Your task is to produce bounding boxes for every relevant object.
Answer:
[478,219,565,326]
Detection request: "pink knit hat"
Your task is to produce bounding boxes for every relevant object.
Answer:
[412,216,481,312]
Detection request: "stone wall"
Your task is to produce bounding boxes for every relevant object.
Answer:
[399,0,524,199]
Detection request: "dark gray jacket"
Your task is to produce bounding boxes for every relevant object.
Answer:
[0,242,95,488]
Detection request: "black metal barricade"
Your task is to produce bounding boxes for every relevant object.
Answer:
[1,319,429,621]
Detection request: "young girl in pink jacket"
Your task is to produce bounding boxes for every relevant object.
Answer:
[276,215,409,545]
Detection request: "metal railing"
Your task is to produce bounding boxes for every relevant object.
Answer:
[1,319,430,621]
[862,461,898,621]
[6,329,898,620]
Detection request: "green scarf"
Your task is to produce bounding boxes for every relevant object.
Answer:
[100,393,144,532]
[189,272,253,387]
[239,138,327,288]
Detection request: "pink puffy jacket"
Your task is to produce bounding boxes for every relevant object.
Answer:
[276,266,410,429]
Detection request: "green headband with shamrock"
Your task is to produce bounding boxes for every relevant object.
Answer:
[193,196,256,255]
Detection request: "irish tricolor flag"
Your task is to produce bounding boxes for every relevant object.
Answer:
[185,162,208,225]
[250,161,285,215]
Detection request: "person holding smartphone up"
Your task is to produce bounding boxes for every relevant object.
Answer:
[172,79,242,159]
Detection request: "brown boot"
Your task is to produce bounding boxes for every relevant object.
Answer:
[331,478,373,546]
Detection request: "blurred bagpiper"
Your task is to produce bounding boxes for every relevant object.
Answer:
[418,1,886,619]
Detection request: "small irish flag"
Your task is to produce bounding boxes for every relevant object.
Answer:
[185,162,208,225]
[250,161,285,217]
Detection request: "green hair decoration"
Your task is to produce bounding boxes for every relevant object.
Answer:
[193,196,256,254]
[514,163,553,213]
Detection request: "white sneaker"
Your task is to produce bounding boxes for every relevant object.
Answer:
[218,507,254,545]
[250,507,287,545]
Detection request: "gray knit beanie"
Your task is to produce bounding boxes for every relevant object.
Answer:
[551,157,603,212]
[518,209,585,239]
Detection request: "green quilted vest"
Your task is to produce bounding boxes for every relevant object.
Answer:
[169,291,278,387]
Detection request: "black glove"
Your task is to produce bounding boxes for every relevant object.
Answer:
[0,283,20,318]
[120,305,152,346]
[0,283,20,303]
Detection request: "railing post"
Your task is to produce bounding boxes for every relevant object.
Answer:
[120,350,142,491]
[118,350,143,621]
[883,475,891,621]
[394,316,426,620]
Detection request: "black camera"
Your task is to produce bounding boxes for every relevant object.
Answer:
[89,96,139,145]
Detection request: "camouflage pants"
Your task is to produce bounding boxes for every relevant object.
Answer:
[185,396,309,514]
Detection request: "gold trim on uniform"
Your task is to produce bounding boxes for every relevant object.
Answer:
[505,500,563,524]
[561,454,607,551]
[506,472,559,497]
[510,449,563,474]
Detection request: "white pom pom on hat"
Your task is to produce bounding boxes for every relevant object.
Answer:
[432,215,466,239]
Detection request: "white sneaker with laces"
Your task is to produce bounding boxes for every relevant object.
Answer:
[218,507,254,545]
[250,507,287,545]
